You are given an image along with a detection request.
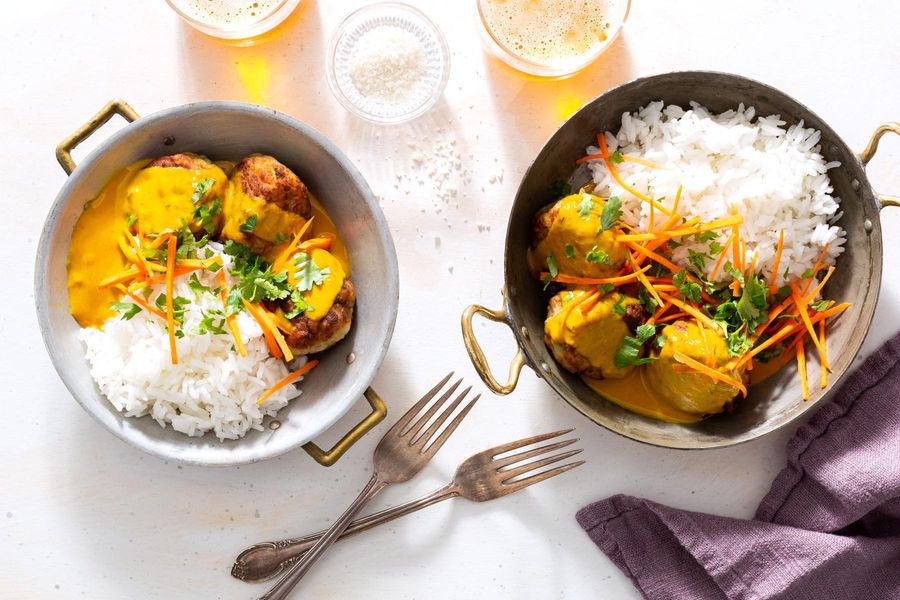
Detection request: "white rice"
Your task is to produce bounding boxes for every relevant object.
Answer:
[586,101,845,285]
[78,249,304,441]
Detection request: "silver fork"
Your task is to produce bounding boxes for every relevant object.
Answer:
[235,429,583,583]
[258,372,478,600]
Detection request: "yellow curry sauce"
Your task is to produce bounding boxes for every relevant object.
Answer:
[67,160,349,329]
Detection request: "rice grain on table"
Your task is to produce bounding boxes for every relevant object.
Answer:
[586,101,845,286]
[79,249,304,441]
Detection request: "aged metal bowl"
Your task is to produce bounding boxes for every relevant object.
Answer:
[35,100,399,466]
[463,71,899,449]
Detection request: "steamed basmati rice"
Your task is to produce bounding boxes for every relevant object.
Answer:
[586,101,845,285]
[78,249,304,441]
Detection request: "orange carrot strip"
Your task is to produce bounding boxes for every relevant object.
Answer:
[709,235,734,280]
[257,360,319,405]
[659,215,744,239]
[575,152,605,165]
[791,283,830,371]
[577,290,602,315]
[661,294,718,330]
[657,311,689,324]
[217,270,246,357]
[98,267,146,290]
[769,229,785,293]
[542,265,651,285]
[646,300,672,325]
[649,192,655,232]
[258,306,294,362]
[127,231,156,278]
[114,284,167,320]
[621,155,667,170]
[797,337,809,400]
[145,265,205,285]
[165,237,177,365]
[598,135,671,215]
[272,218,315,273]
[803,266,836,305]
[731,222,741,273]
[625,241,682,274]
[748,250,759,276]
[149,232,174,250]
[242,299,283,359]
[672,351,747,397]
[628,251,663,307]
[800,244,830,297]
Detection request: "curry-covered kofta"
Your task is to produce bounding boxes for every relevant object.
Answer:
[67,152,354,439]
[544,289,646,380]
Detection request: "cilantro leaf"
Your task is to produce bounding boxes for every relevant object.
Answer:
[708,240,723,255]
[193,309,227,335]
[154,294,190,325]
[736,273,768,328]
[577,194,595,219]
[614,323,658,368]
[193,198,221,236]
[294,253,331,292]
[811,299,830,312]
[688,249,711,273]
[191,178,216,204]
[564,244,576,259]
[543,254,559,290]
[599,196,622,232]
[187,272,212,298]
[585,246,610,265]
[612,294,627,316]
[125,213,137,227]
[240,214,258,234]
[723,261,745,284]
[110,300,142,321]
[673,270,702,303]
[694,230,719,243]
[598,283,615,296]
[608,150,625,164]
[801,267,815,279]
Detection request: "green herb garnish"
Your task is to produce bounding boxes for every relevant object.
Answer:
[614,323,657,368]
[585,246,610,265]
[543,255,559,290]
[240,214,258,234]
[577,194,595,219]
[608,150,625,164]
[673,270,702,303]
[191,178,216,204]
[599,196,622,232]
[564,244,576,259]
[110,300,141,320]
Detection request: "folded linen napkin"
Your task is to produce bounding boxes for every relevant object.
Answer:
[576,331,900,600]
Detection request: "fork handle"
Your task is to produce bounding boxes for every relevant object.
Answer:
[234,484,458,582]
[258,474,388,600]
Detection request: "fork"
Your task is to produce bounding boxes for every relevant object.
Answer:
[235,429,583,583]
[257,372,478,600]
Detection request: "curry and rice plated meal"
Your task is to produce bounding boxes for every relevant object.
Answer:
[530,101,850,423]
[67,152,353,439]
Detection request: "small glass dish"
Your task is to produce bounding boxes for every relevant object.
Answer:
[326,2,450,124]
[165,0,302,40]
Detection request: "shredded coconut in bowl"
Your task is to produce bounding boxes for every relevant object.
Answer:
[78,248,305,441]
[586,101,846,287]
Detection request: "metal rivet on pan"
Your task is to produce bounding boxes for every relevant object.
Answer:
[163,135,175,146]
[269,420,281,430]
[852,179,860,191]
[521,327,530,340]
[346,352,356,364]
[541,361,550,373]
[864,218,873,233]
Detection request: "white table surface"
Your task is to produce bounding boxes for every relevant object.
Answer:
[2,1,899,598]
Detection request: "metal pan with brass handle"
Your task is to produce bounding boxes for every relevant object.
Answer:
[37,98,399,467]
[461,297,527,395]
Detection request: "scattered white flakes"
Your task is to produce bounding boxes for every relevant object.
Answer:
[434,236,441,249]
[448,265,454,274]
[476,223,491,233]
[348,26,427,103]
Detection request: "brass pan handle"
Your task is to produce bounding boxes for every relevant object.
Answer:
[301,387,387,466]
[461,302,527,395]
[859,121,900,209]
[56,99,140,175]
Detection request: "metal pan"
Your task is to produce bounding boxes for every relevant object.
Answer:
[463,71,898,449]
[35,99,399,466]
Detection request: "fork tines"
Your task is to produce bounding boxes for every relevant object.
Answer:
[492,429,585,491]
[392,372,480,456]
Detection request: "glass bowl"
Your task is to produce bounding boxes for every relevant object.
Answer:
[165,0,302,40]
[326,2,450,124]
[476,0,631,78]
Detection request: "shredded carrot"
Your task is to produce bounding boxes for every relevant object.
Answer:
[672,351,747,397]
[769,229,785,294]
[577,290,602,315]
[597,134,672,216]
[662,295,718,330]
[628,251,663,307]
[800,244,830,297]
[648,193,655,232]
[625,241,682,274]
[98,267,146,290]
[297,236,334,253]
[803,266,836,305]
[655,215,744,240]
[149,232,174,250]
[242,299,282,359]
[646,300,672,325]
[216,270,246,357]
[796,337,809,400]
[657,311,689,324]
[574,152,605,165]
[272,218,315,273]
[790,283,830,371]
[542,264,651,286]
[145,265,205,285]
[272,309,296,334]
[165,237,177,365]
[114,284,167,320]
[257,360,319,405]
[126,231,156,278]
[709,235,734,280]
[818,319,828,389]
[621,155,668,170]
[731,222,741,273]
[258,306,294,362]
[748,250,759,276]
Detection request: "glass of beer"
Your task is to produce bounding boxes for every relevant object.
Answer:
[477,0,630,77]
[166,0,302,40]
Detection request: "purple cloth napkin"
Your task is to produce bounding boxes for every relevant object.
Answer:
[577,332,900,600]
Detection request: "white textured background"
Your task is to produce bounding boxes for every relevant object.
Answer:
[2,1,899,598]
